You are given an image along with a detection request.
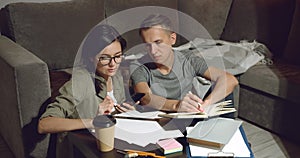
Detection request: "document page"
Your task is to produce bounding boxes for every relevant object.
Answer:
[115,118,183,147]
[114,110,165,119]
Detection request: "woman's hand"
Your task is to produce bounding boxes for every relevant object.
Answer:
[98,96,114,115]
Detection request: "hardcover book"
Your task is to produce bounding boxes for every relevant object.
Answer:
[186,118,242,149]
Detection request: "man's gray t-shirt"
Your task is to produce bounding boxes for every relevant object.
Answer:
[130,50,208,100]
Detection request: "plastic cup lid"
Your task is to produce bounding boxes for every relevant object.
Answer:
[92,115,116,128]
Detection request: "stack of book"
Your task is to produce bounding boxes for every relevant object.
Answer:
[187,117,242,149]
[186,117,253,157]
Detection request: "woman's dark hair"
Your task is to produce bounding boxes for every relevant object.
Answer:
[81,24,126,72]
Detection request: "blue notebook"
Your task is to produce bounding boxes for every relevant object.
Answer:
[186,126,254,158]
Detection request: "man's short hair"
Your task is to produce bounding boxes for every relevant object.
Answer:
[139,14,174,35]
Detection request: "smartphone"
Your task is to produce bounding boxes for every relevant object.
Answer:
[129,93,145,102]
[120,93,145,110]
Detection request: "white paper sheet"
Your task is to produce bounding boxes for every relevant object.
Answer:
[114,110,165,119]
[115,118,183,147]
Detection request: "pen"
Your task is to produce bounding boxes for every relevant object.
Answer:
[117,150,139,158]
[125,149,165,158]
[197,102,202,109]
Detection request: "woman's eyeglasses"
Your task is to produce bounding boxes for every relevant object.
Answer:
[98,54,124,66]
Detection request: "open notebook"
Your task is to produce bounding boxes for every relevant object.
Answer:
[158,100,236,119]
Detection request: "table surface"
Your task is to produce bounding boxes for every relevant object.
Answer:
[67,118,199,158]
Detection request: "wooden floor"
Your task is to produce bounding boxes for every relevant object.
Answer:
[239,118,300,158]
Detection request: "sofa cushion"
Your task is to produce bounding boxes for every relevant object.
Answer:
[221,0,295,57]
[284,0,300,66]
[1,0,105,70]
[49,70,71,103]
[0,134,14,158]
[178,0,232,40]
[239,61,300,104]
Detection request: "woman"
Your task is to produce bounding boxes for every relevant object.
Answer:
[38,24,133,134]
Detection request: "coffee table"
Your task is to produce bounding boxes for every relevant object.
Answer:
[67,118,197,158]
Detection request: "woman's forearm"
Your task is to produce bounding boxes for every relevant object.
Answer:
[38,117,93,134]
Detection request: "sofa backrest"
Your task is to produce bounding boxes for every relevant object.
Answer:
[104,0,179,51]
[178,0,232,41]
[1,0,299,65]
[284,0,300,66]
[221,0,295,57]
[0,0,105,70]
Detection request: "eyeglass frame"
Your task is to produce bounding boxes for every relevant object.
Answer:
[97,54,124,66]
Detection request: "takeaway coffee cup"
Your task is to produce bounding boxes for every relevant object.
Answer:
[93,115,116,152]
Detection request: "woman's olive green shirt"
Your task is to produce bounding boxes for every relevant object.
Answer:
[41,68,126,119]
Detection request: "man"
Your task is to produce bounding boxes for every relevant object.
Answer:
[130,14,238,112]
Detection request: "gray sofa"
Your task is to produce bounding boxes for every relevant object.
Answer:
[0,0,299,157]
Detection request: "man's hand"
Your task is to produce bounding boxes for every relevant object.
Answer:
[177,92,205,112]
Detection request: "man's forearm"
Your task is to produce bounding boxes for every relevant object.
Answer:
[204,73,238,105]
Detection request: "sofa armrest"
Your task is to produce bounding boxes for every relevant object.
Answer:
[0,35,51,158]
[233,84,240,118]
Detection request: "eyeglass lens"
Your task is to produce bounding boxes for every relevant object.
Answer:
[99,55,123,65]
